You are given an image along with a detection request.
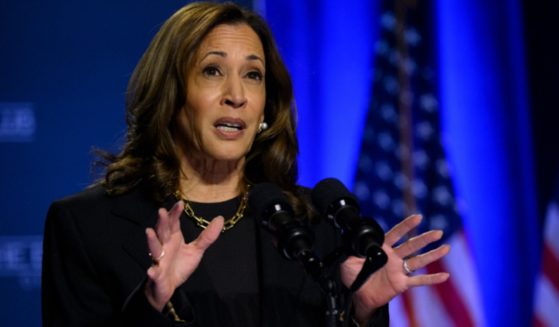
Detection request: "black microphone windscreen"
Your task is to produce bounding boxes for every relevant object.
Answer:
[249,182,290,218]
[311,178,358,215]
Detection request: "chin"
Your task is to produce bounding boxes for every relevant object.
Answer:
[201,142,251,163]
[211,151,247,163]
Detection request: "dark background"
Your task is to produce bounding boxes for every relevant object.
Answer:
[523,0,559,217]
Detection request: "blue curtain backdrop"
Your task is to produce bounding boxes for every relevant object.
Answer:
[436,1,538,326]
[0,0,539,326]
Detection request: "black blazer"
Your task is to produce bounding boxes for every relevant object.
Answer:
[42,184,388,326]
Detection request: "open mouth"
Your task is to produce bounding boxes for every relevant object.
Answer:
[216,122,243,132]
[214,118,246,133]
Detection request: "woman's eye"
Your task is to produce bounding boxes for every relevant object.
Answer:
[246,71,263,81]
[202,66,221,77]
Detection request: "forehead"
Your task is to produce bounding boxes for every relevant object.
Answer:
[197,23,265,59]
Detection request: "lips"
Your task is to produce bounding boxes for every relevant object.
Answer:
[214,117,246,138]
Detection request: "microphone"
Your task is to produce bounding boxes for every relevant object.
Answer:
[249,183,315,262]
[311,178,385,258]
[312,178,388,292]
[251,183,345,326]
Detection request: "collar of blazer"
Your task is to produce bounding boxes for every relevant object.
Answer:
[108,184,164,271]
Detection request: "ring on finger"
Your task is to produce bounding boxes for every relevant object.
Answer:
[149,248,166,266]
[403,258,414,276]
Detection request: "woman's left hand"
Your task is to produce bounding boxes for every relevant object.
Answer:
[340,214,450,323]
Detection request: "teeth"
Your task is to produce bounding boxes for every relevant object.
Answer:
[217,125,240,132]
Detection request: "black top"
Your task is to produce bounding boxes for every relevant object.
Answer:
[180,197,260,326]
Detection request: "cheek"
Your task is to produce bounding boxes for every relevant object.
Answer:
[253,90,266,120]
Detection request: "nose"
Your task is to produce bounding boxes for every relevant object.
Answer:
[222,75,247,109]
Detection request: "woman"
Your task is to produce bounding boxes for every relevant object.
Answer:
[42,2,449,326]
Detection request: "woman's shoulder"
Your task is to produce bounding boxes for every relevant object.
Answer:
[44,182,159,247]
[51,184,111,212]
[47,182,155,223]
[44,185,110,230]
[52,182,153,209]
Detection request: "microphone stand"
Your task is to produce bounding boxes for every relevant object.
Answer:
[298,246,387,327]
[296,249,343,327]
[293,231,388,327]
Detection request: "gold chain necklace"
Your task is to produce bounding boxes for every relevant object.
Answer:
[175,186,250,232]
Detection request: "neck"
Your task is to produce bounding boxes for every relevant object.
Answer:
[178,156,245,203]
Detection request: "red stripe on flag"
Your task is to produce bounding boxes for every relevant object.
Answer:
[401,291,419,327]
[427,259,475,327]
[543,243,559,292]
[533,315,545,327]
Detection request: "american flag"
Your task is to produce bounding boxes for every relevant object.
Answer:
[533,183,559,327]
[352,1,484,326]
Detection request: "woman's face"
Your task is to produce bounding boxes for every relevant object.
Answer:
[177,23,266,164]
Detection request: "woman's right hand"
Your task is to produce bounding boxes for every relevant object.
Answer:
[144,200,224,311]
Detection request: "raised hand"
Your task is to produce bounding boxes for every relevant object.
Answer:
[144,200,224,311]
[340,214,450,323]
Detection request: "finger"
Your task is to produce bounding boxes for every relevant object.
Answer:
[191,216,224,251]
[384,214,422,247]
[408,272,450,287]
[146,227,163,264]
[155,208,171,242]
[405,244,450,272]
[167,200,184,234]
[147,265,159,280]
[394,230,443,258]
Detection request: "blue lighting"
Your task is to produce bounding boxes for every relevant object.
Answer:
[437,0,537,325]
[262,0,378,188]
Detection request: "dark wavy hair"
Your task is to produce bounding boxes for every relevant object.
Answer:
[96,2,311,216]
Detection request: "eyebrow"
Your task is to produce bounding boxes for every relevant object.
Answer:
[201,51,265,64]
